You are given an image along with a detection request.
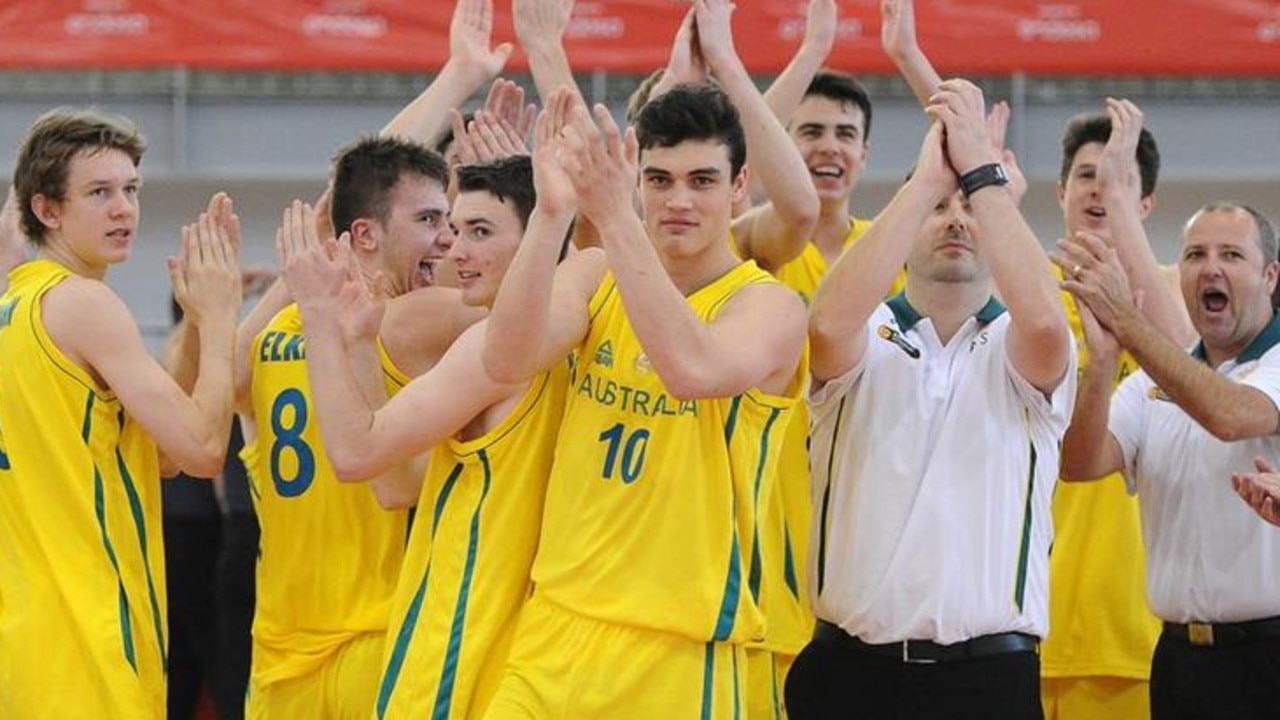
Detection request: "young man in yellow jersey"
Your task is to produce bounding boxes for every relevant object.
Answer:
[233,1,513,715]
[478,7,808,709]
[278,148,570,719]
[0,108,242,719]
[241,137,487,720]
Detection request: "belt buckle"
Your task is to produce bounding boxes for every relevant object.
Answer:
[902,640,939,664]
[1187,622,1215,647]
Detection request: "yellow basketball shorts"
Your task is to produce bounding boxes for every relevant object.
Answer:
[746,649,801,719]
[484,593,747,719]
[247,631,385,720]
[1042,676,1150,720]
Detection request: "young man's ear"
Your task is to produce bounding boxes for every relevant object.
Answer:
[349,217,378,252]
[30,194,60,232]
[1138,193,1156,221]
[731,164,749,205]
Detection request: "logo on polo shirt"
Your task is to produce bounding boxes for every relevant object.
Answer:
[594,341,614,368]
[878,324,920,358]
[1147,386,1174,403]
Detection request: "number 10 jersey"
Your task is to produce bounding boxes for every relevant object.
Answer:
[532,261,805,645]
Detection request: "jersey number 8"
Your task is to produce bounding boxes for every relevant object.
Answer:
[270,388,315,497]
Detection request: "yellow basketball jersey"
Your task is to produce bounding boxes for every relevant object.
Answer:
[249,304,411,687]
[375,363,569,720]
[772,217,905,305]
[533,261,805,645]
[753,217,904,657]
[1041,283,1160,679]
[0,259,166,718]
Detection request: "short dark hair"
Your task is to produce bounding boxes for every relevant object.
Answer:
[330,136,448,235]
[635,83,746,178]
[456,156,536,230]
[1060,113,1160,199]
[802,70,874,142]
[13,108,146,245]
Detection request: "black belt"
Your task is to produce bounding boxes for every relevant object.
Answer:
[1163,616,1280,648]
[815,620,1038,664]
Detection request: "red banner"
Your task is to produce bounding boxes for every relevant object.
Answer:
[0,1,1276,75]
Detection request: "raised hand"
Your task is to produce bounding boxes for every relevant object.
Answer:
[532,87,580,216]
[913,120,959,199]
[926,79,1000,176]
[1232,457,1280,527]
[313,186,336,245]
[880,0,919,60]
[449,0,513,83]
[170,210,242,326]
[692,0,740,74]
[449,102,531,167]
[1054,230,1137,333]
[1075,288,1122,366]
[985,101,1027,204]
[802,0,838,61]
[555,103,639,225]
[483,77,537,142]
[0,185,29,275]
[1098,97,1145,201]
[514,0,574,47]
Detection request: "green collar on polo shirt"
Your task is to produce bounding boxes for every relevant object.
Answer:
[885,292,1007,332]
[1191,311,1280,365]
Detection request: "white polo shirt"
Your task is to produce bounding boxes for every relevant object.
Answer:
[1110,315,1280,623]
[808,294,1076,645]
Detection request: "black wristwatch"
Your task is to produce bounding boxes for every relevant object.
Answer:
[958,163,1009,198]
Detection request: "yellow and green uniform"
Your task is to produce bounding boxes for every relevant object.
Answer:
[374,363,569,719]
[741,218,905,719]
[489,261,805,718]
[1041,279,1160,720]
[0,259,166,719]
[247,304,410,718]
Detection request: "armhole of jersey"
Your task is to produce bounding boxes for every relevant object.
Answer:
[30,273,115,399]
[448,366,558,456]
[587,274,616,321]
[376,336,411,389]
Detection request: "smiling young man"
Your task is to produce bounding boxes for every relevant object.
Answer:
[242,137,485,720]
[1059,203,1280,720]
[276,152,570,719]
[0,108,242,719]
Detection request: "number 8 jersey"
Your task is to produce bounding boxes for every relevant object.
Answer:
[533,261,806,645]
[248,303,410,689]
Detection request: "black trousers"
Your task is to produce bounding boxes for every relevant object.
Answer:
[1150,630,1280,720]
[785,635,1043,720]
[163,515,222,720]
[211,512,259,720]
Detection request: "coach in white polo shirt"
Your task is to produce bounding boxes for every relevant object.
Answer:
[786,78,1075,720]
[1059,202,1280,720]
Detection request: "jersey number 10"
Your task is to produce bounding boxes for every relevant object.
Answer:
[597,422,650,484]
